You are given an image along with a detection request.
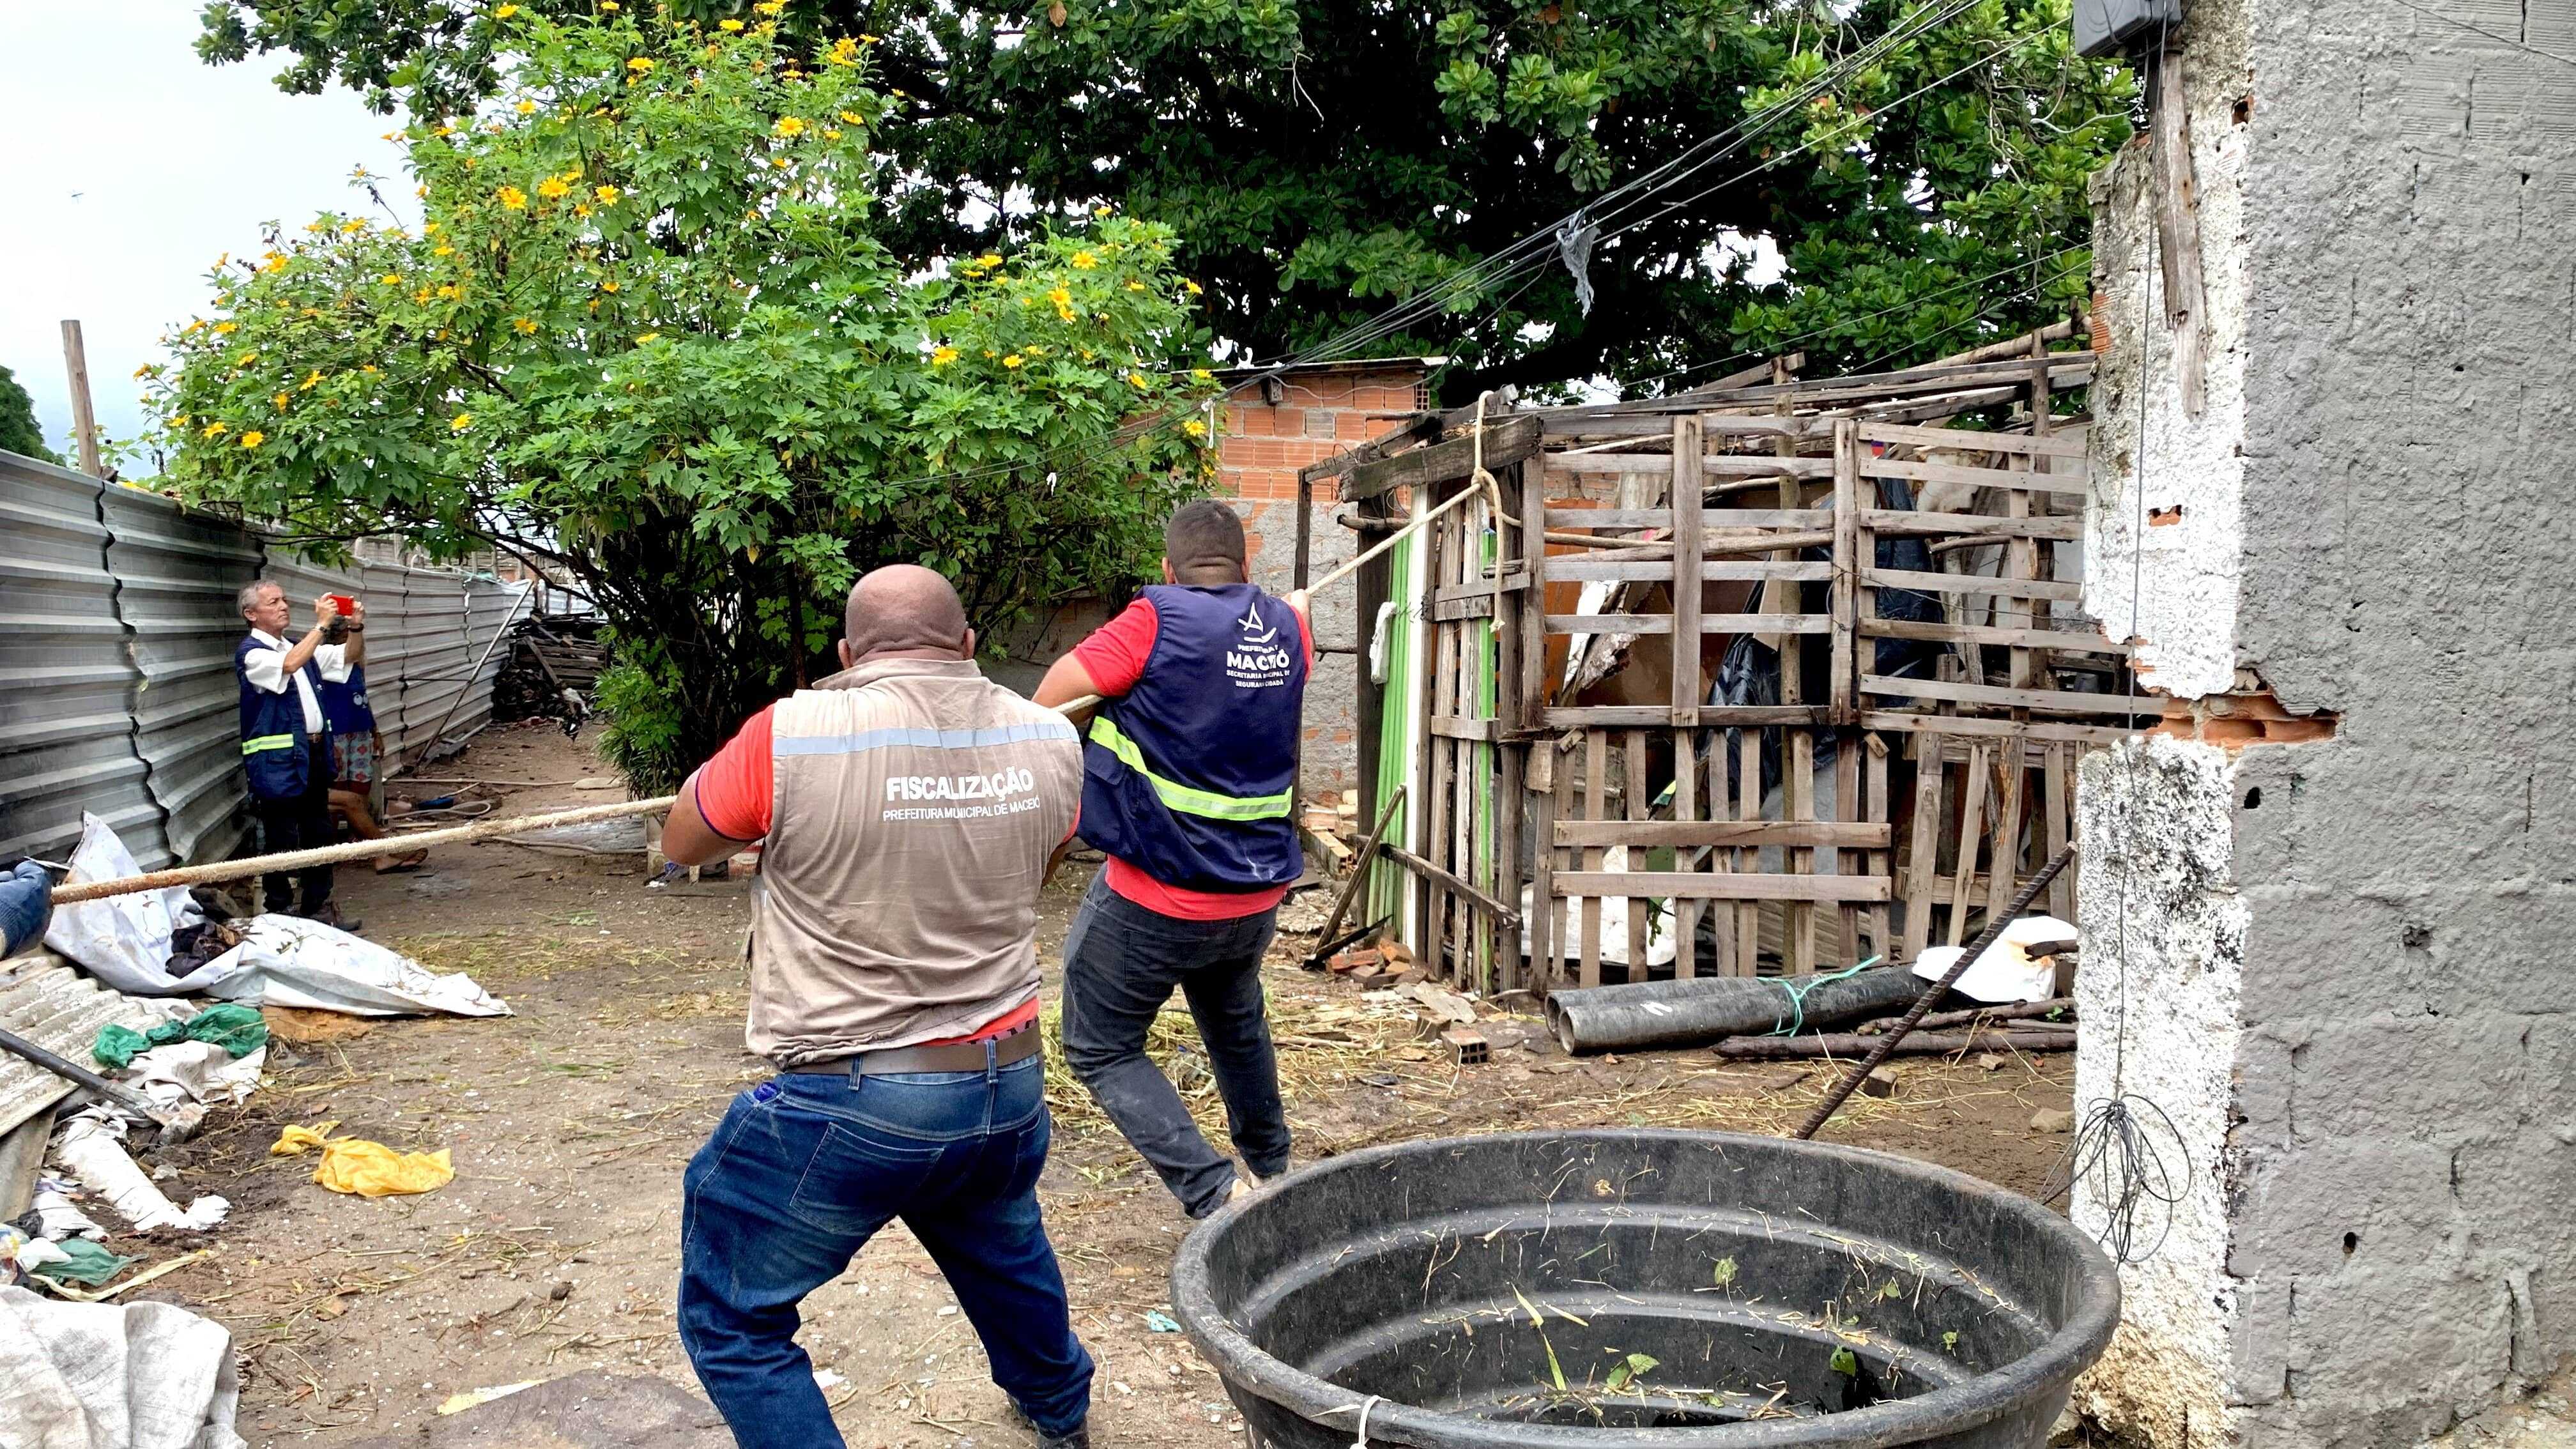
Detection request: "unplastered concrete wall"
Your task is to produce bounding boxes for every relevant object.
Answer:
[2074,0,2576,1442]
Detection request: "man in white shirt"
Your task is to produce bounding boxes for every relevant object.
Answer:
[234,580,365,925]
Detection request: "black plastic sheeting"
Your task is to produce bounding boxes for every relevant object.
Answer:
[1173,1131,2119,1448]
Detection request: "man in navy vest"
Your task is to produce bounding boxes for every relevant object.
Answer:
[236,580,364,925]
[1036,500,1311,1218]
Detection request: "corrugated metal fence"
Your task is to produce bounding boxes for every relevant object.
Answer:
[0,448,529,870]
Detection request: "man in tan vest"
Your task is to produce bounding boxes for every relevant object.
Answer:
[661,565,1093,1449]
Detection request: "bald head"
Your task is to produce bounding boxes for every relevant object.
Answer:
[838,564,974,668]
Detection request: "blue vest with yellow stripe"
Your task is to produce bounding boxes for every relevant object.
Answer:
[1079,584,1306,893]
[237,634,319,802]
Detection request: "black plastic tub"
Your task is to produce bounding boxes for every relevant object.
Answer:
[1171,1131,2118,1448]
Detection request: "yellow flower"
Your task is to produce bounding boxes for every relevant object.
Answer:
[513,317,539,335]
[496,3,518,15]
[860,32,879,42]
[497,185,528,210]
[1024,344,1046,356]
[625,56,652,72]
[202,422,229,438]
[239,431,265,448]
[771,157,790,169]
[379,273,401,286]
[361,364,379,374]
[1183,419,1208,438]
[433,244,456,257]
[755,0,783,12]
[976,252,1002,268]
[451,413,472,431]
[181,320,204,336]
[1071,250,1098,270]
[775,116,806,136]
[1048,286,1071,306]
[273,392,291,409]
[437,284,461,300]
[263,252,288,272]
[341,218,367,234]
[595,184,622,203]
[516,100,537,114]
[601,0,619,8]
[1001,354,1024,369]
[838,110,864,125]
[931,344,959,365]
[423,220,441,234]
[414,288,435,303]
[132,364,153,379]
[302,370,322,390]
[823,128,841,141]
[537,176,571,199]
[1191,368,1213,382]
[215,320,238,335]
[236,350,258,365]
[601,279,620,293]
[1127,371,1150,388]
[1183,279,1203,295]
[889,88,905,98]
[434,123,456,137]
[574,203,595,217]
[1094,205,1112,218]
[638,331,661,343]
[720,17,743,29]
[1126,281,1146,291]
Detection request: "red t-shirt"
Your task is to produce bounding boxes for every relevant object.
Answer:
[689,704,1048,1047]
[1071,595,1314,923]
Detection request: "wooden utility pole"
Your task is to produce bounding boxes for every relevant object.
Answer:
[59,319,102,478]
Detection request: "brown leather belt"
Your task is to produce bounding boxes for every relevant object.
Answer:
[784,1025,1042,1077]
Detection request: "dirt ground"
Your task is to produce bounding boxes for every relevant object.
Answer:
[120,721,2074,1446]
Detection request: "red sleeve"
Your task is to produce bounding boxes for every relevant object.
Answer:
[691,704,775,841]
[1295,604,1314,669]
[1069,597,1160,696]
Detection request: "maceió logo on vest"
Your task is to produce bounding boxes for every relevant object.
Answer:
[1225,596,1295,687]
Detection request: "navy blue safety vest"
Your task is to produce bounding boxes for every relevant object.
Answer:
[320,665,375,736]
[236,635,321,801]
[1080,584,1307,893]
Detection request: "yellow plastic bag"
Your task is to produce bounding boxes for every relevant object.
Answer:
[270,1120,455,1197]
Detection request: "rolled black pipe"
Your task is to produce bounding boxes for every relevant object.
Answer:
[1545,967,1923,1055]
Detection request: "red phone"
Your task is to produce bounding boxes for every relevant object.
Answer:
[328,594,358,615]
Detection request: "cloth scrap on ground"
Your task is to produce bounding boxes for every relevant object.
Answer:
[0,1284,247,1449]
[24,1238,137,1289]
[92,1004,270,1070]
[270,1121,455,1197]
[49,1112,229,1234]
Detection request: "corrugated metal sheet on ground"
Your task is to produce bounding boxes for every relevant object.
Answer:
[0,448,532,871]
[0,949,161,1138]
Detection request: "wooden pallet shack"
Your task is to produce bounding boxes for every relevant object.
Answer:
[1303,326,2153,993]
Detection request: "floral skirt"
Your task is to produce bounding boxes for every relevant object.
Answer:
[329,732,378,789]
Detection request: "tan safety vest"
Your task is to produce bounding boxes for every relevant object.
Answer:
[742,657,1082,1064]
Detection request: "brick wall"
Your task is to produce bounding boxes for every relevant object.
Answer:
[1213,364,1428,502]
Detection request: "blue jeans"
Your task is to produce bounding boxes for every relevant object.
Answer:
[1060,870,1291,1218]
[677,1052,1092,1446]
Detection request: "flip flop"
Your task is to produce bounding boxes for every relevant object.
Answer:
[375,850,429,874]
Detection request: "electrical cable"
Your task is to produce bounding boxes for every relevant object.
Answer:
[2039,16,2190,1266]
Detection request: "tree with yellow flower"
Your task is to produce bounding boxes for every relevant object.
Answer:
[152,10,1216,790]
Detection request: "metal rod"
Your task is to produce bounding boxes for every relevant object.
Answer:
[1791,842,2076,1140]
[0,1022,167,1123]
[1303,786,1406,969]
[416,583,531,751]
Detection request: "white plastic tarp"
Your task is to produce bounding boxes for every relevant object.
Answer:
[40,817,508,1017]
[0,1284,246,1449]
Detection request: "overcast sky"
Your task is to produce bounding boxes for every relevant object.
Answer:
[0,1,417,455]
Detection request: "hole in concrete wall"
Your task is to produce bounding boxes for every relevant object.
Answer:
[2242,786,2263,809]
[2233,94,2253,125]
[2343,1232,2359,1257]
[2402,922,2433,951]
[2149,504,2186,526]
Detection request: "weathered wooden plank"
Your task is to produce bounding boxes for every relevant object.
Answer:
[1553,871,1892,902]
[1545,613,1833,636]
[1858,420,2090,458]
[1384,846,1521,929]
[1342,413,1544,502]
[1426,715,1499,742]
[1555,820,1891,848]
[1860,673,2152,716]
[1946,743,1989,947]
[1625,730,1649,970]
[1865,567,2084,602]
[1670,416,1704,724]
[1733,727,1761,976]
[1546,507,1830,530]
[1672,729,1701,978]
[1786,728,1816,973]
[1431,594,1494,622]
[1864,733,1891,956]
[1551,454,1836,479]
[1860,618,2131,654]
[1862,511,2084,540]
[1546,559,1833,585]
[1862,710,2139,746]
[1858,456,2092,497]
[1830,418,1859,718]
[1546,705,1824,728]
[1580,731,1606,988]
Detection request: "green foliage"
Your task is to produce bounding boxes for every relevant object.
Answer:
[198,0,2130,399]
[0,364,57,464]
[151,9,1214,788]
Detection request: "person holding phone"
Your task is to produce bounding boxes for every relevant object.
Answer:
[234,580,363,926]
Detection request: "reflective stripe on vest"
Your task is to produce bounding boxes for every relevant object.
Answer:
[241,734,298,756]
[1086,716,1293,822]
